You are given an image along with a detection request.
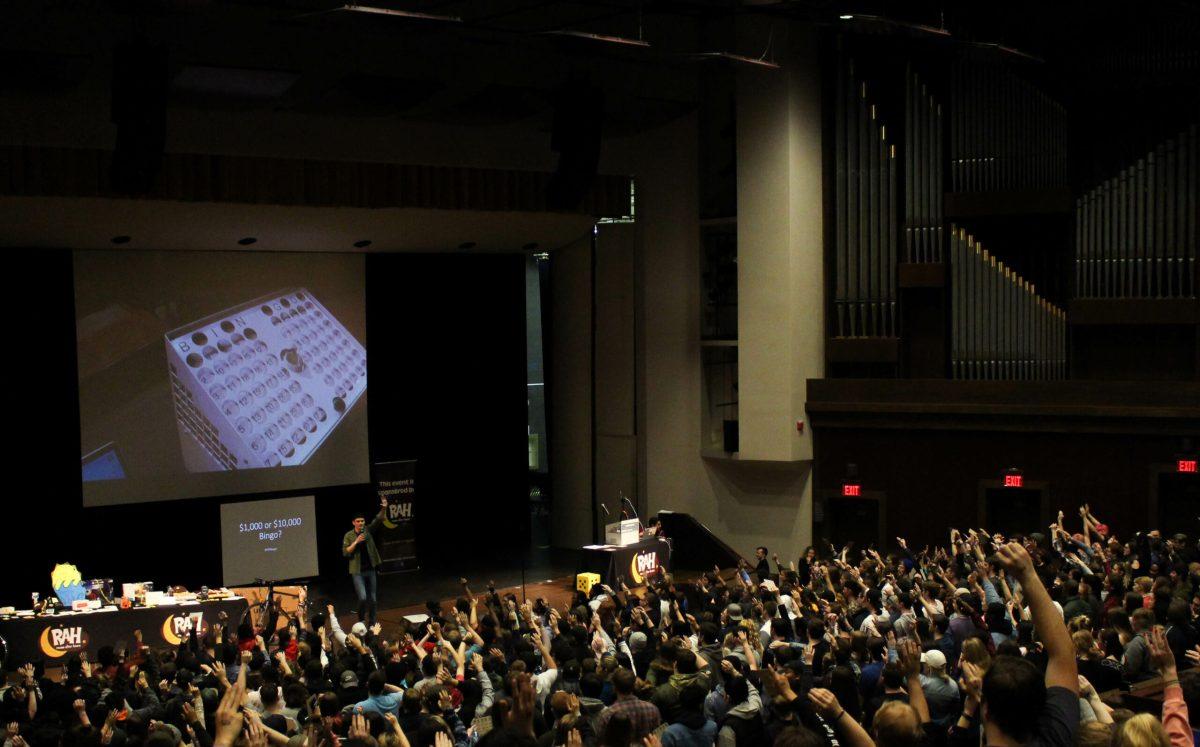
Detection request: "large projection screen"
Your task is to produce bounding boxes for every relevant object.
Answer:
[75,250,368,506]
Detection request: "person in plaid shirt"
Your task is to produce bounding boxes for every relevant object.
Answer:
[597,667,662,741]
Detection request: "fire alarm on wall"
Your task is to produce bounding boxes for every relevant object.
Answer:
[796,420,804,434]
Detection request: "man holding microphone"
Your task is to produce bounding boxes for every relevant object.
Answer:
[344,497,388,626]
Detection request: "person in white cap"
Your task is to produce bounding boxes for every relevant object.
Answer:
[918,649,960,724]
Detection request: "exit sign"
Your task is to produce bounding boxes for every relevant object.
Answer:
[1003,473,1024,488]
[842,483,862,497]
[1181,460,1198,474]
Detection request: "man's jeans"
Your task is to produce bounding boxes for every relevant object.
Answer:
[352,570,377,625]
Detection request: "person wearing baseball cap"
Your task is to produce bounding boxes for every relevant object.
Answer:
[918,649,960,725]
[339,669,366,707]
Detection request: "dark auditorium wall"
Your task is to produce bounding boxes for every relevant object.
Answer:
[364,252,529,568]
[4,250,526,604]
[813,427,1194,550]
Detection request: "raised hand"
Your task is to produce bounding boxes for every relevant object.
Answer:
[504,673,536,737]
[245,711,268,747]
[959,660,983,703]
[759,667,796,701]
[1185,646,1200,666]
[100,712,116,745]
[897,638,922,678]
[994,542,1035,579]
[1147,626,1177,677]
[807,688,842,721]
[348,710,370,740]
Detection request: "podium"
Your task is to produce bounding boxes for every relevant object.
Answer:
[605,518,640,547]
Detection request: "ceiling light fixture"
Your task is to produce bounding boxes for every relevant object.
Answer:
[684,51,780,69]
[237,237,257,246]
[337,4,462,23]
[835,13,951,37]
[544,30,651,48]
[353,240,372,248]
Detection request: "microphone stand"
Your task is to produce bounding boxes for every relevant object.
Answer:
[620,492,645,535]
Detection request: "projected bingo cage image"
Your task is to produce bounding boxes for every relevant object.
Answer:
[166,288,367,473]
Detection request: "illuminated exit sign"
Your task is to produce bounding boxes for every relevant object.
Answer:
[1181,460,1198,474]
[1003,472,1024,488]
[842,483,862,497]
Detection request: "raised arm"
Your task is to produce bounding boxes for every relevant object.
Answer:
[533,631,557,672]
[1149,627,1191,747]
[898,638,930,724]
[995,542,1077,693]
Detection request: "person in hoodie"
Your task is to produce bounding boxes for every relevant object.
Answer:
[661,684,716,747]
[651,649,710,725]
[716,675,766,747]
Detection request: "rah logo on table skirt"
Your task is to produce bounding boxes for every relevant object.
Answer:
[630,550,659,584]
[162,612,208,645]
[39,625,89,658]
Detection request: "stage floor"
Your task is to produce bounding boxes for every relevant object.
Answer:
[310,547,583,629]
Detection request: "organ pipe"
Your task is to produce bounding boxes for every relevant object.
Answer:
[951,225,1067,380]
[834,48,899,338]
[1074,124,1197,299]
[950,61,1068,192]
[904,66,944,264]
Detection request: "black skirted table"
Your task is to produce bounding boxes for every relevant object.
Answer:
[0,596,248,669]
[580,537,671,586]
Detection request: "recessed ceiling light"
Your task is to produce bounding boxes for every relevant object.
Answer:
[839,14,854,20]
[353,240,372,248]
[110,235,131,244]
[237,237,257,246]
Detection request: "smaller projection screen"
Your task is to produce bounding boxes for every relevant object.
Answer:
[219,495,319,586]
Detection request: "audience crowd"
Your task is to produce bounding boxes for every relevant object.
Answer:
[6,505,1200,747]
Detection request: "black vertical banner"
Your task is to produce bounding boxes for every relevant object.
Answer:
[374,460,418,573]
